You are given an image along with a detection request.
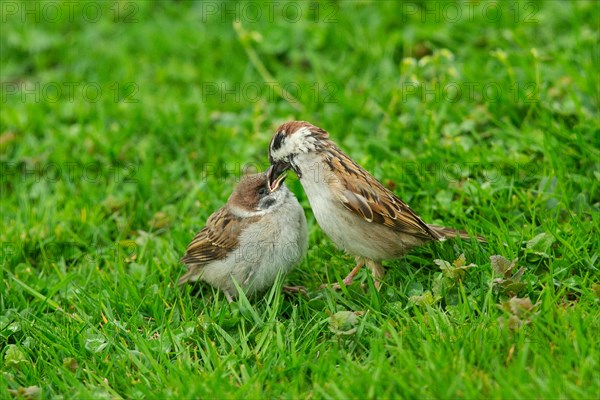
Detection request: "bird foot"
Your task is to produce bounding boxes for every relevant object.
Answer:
[282,285,308,296]
[374,280,382,291]
[319,261,366,290]
[320,275,359,291]
[225,292,235,303]
[319,274,383,291]
[323,280,381,291]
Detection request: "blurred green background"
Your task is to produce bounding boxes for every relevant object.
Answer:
[1,1,599,398]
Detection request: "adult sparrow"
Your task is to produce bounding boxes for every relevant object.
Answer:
[180,172,308,301]
[267,121,484,289]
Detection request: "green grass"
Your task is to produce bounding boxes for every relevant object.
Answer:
[1,0,599,398]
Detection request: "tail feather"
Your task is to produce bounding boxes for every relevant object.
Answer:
[428,225,487,243]
[178,265,202,285]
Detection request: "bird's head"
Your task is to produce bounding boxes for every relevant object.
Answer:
[228,172,289,216]
[267,121,329,188]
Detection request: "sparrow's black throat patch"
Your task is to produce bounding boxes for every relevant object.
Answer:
[261,198,276,209]
[290,156,302,178]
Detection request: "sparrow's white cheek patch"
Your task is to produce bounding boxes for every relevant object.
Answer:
[229,205,267,218]
[270,127,317,161]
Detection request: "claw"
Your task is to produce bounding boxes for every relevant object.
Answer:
[282,285,308,296]
[320,260,365,290]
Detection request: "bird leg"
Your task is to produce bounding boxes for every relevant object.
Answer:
[365,259,385,290]
[224,291,235,303]
[341,260,366,286]
[322,259,366,290]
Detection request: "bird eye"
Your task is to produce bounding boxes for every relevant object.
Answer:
[258,187,267,196]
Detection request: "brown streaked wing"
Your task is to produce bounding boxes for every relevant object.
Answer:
[181,206,256,266]
[329,150,442,241]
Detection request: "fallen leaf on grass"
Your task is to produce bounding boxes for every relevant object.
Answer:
[490,255,517,276]
[491,255,527,296]
[435,253,477,279]
[8,386,41,400]
[328,311,363,336]
[62,357,78,372]
[523,232,555,261]
[498,296,539,331]
[85,333,108,353]
[4,345,27,369]
[408,291,439,307]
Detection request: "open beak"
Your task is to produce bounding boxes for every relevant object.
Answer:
[267,161,290,192]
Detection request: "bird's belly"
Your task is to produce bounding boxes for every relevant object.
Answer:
[233,200,308,294]
[301,176,424,261]
[300,176,379,259]
[315,204,391,260]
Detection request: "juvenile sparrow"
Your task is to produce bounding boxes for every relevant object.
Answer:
[267,121,484,289]
[180,172,308,301]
